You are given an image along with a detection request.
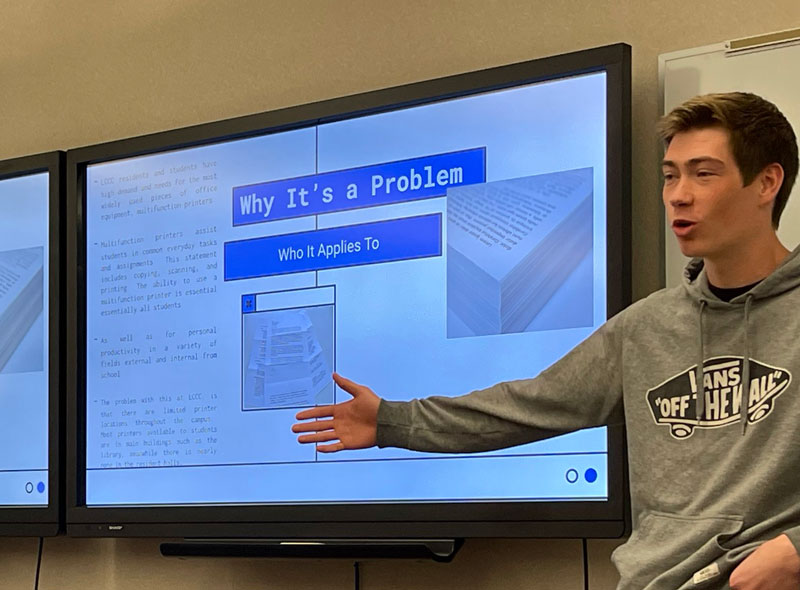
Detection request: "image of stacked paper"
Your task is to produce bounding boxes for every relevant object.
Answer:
[242,307,333,410]
[0,247,44,374]
[447,168,593,337]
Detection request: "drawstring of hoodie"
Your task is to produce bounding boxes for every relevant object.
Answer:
[696,300,707,420]
[695,295,755,436]
[741,295,753,436]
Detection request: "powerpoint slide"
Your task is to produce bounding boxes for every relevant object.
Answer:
[0,172,49,506]
[83,71,610,506]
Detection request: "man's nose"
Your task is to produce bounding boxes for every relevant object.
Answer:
[666,177,693,207]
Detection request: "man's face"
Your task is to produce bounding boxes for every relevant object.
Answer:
[662,126,765,261]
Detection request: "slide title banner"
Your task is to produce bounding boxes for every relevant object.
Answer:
[232,148,485,226]
[224,214,442,281]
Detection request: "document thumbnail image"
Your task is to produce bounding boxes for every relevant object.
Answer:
[447,168,593,338]
[0,246,44,374]
[242,305,334,410]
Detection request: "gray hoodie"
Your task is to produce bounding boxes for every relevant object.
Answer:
[377,245,800,590]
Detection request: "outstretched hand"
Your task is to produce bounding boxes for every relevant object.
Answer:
[292,373,381,452]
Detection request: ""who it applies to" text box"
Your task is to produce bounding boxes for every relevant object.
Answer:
[224,214,442,281]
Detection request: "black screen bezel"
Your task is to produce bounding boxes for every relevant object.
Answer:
[67,43,631,538]
[0,151,64,537]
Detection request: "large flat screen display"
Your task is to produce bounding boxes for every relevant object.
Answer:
[68,44,630,538]
[0,152,62,536]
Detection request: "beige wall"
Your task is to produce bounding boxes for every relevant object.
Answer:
[2,1,799,588]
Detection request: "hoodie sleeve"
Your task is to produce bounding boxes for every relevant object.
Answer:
[781,528,800,559]
[376,312,626,453]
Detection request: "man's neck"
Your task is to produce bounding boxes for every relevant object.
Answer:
[704,235,791,288]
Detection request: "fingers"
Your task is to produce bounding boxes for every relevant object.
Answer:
[295,427,344,451]
[297,431,340,443]
[295,406,335,421]
[292,419,334,433]
[332,372,367,398]
[316,442,345,453]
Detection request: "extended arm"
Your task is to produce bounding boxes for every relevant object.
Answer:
[294,313,625,454]
[377,313,625,453]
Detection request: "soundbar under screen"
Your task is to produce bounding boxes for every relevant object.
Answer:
[84,71,609,506]
[0,172,49,507]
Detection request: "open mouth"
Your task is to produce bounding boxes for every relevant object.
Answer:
[672,220,696,236]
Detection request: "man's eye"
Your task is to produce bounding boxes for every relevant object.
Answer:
[697,171,714,177]
[662,173,675,181]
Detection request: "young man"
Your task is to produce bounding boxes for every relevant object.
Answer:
[293,92,800,590]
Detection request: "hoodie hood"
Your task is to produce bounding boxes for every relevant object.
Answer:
[682,245,800,306]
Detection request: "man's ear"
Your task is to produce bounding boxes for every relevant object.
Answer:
[758,162,785,207]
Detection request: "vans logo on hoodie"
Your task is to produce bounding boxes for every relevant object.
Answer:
[646,356,791,439]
